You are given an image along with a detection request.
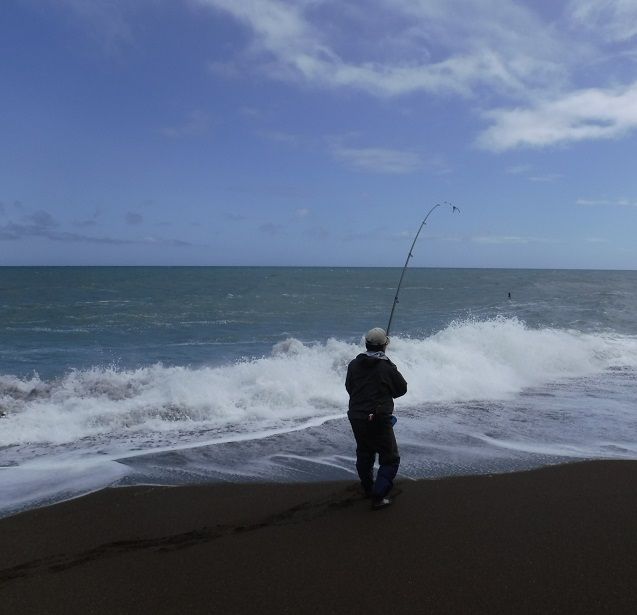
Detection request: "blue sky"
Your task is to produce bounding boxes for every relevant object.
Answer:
[2,0,637,268]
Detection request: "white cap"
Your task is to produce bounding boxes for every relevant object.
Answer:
[365,327,388,346]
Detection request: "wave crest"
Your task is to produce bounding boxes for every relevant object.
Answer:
[1,318,636,448]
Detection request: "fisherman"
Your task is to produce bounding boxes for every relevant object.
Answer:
[345,327,407,510]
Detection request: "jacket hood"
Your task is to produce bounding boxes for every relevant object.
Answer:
[358,351,389,364]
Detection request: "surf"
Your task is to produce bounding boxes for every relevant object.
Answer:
[2,317,636,452]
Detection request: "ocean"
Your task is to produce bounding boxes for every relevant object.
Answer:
[1,266,636,517]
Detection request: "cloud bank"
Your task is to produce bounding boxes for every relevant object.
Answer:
[196,0,565,99]
[48,0,637,155]
[478,83,637,151]
[195,0,637,151]
[0,209,193,246]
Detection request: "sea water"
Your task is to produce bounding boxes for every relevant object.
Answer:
[1,267,636,516]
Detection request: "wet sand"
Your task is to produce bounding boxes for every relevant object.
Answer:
[1,460,636,614]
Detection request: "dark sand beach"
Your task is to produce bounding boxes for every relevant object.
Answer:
[1,460,636,614]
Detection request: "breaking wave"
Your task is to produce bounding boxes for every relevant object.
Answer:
[2,317,637,451]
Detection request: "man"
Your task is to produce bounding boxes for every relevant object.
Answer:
[345,327,407,510]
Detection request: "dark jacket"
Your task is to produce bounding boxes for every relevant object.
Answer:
[345,352,407,419]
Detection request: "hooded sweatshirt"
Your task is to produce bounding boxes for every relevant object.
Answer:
[345,351,407,419]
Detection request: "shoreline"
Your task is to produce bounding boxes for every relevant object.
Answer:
[0,451,594,521]
[2,459,636,614]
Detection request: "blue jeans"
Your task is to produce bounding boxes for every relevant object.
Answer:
[349,415,400,499]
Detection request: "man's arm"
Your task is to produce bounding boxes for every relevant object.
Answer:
[383,363,407,398]
[345,362,353,395]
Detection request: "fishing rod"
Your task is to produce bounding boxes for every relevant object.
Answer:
[386,202,460,337]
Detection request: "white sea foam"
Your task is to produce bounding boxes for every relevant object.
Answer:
[1,317,636,453]
[0,461,129,516]
[399,317,637,401]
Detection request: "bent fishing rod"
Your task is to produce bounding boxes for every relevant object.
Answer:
[386,202,460,338]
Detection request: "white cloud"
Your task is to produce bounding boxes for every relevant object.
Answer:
[471,235,531,245]
[506,164,533,175]
[567,0,637,42]
[161,110,211,138]
[208,60,242,79]
[331,146,424,174]
[577,198,637,207]
[477,83,637,151]
[196,0,567,98]
[52,0,135,50]
[257,130,300,145]
[528,173,563,183]
[193,0,637,154]
[470,235,556,245]
[46,0,637,161]
[56,0,637,152]
[238,106,264,118]
[505,165,562,181]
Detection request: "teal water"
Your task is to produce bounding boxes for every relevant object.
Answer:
[3,266,637,377]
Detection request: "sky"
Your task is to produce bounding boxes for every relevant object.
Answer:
[2,0,637,268]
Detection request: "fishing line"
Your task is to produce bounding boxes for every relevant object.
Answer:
[386,202,460,337]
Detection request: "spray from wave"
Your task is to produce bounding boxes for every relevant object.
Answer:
[2,317,636,452]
